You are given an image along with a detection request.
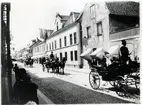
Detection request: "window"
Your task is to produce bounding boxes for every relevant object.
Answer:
[50,43,51,50]
[37,46,39,52]
[55,41,56,49]
[87,26,91,38]
[64,36,66,46]
[70,34,72,45]
[90,5,95,18]
[65,52,67,60]
[47,44,48,51]
[57,22,59,31]
[70,51,73,61]
[43,45,45,51]
[60,38,62,48]
[52,42,54,49]
[60,52,62,60]
[74,50,78,61]
[74,32,77,44]
[97,22,103,36]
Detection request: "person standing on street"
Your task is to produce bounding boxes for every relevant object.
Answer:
[119,40,130,64]
[13,64,19,81]
[50,51,54,60]
[41,57,46,72]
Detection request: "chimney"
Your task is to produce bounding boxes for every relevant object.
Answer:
[32,39,36,44]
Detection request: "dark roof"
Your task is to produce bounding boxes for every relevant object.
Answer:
[60,15,70,21]
[47,12,81,40]
[64,12,80,26]
[48,22,77,40]
[30,39,42,48]
[106,1,139,16]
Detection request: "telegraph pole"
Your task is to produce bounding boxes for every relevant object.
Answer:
[1,3,12,104]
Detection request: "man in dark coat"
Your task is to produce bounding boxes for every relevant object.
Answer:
[12,68,39,104]
[41,57,46,72]
[50,52,54,60]
[13,64,19,81]
[119,40,130,63]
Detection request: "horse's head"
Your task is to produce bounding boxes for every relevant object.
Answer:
[62,57,67,63]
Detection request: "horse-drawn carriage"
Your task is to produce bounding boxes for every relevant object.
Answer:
[81,46,140,96]
[44,57,67,74]
[24,58,34,67]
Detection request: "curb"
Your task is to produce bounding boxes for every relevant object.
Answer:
[37,90,55,105]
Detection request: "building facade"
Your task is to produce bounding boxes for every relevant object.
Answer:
[31,39,47,63]
[81,2,110,68]
[46,12,83,68]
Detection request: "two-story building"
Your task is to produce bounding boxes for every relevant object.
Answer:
[81,1,139,68]
[46,12,83,68]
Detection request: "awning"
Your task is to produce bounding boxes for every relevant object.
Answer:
[31,54,44,59]
[80,48,93,61]
[107,45,120,56]
[90,48,105,59]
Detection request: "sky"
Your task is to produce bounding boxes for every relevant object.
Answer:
[1,0,139,51]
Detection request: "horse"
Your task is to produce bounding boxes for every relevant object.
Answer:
[24,59,34,67]
[45,57,67,74]
[45,57,58,73]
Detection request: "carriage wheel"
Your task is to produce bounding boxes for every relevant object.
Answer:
[135,73,140,89]
[89,71,100,89]
[114,76,127,97]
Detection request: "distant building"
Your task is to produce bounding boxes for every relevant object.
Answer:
[30,38,46,63]
[46,12,83,68]
[16,48,28,60]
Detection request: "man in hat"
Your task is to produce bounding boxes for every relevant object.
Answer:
[119,40,130,63]
[50,51,54,60]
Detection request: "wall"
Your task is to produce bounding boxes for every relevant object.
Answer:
[33,42,46,58]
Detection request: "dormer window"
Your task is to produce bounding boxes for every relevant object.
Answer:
[90,4,95,18]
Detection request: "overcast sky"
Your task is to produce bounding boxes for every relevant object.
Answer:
[2,0,139,51]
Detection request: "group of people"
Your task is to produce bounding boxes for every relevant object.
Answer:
[90,40,132,68]
[40,52,60,71]
[12,64,39,104]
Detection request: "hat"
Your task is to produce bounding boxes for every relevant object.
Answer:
[122,40,126,44]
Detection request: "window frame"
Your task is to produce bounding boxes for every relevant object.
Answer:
[70,51,73,61]
[90,4,95,19]
[70,34,72,45]
[74,50,78,61]
[74,32,77,44]
[97,21,103,36]
[64,36,67,46]
[86,26,91,39]
[59,38,62,48]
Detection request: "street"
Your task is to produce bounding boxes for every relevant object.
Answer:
[13,61,140,104]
